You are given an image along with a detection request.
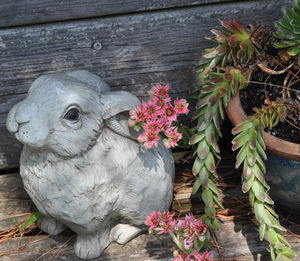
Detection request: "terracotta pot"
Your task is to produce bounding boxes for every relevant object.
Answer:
[226,92,300,211]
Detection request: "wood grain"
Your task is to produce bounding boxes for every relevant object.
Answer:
[1,164,300,260]
[0,0,293,169]
[0,0,243,28]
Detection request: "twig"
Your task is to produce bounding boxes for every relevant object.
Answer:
[257,63,293,75]
[47,235,76,261]
[211,232,225,261]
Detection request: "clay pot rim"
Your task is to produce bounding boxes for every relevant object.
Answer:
[226,91,300,161]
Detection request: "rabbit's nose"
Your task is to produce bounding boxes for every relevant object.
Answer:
[15,112,29,124]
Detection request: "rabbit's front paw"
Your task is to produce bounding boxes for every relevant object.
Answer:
[74,233,106,259]
[110,224,142,244]
[37,216,67,235]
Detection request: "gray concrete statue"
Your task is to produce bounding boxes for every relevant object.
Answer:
[6,70,175,259]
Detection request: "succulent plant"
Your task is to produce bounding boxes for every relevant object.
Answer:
[191,14,297,261]
[274,0,300,57]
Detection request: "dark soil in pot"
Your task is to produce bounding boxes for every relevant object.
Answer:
[239,55,300,144]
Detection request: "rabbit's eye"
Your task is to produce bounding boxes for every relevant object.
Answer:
[64,108,80,121]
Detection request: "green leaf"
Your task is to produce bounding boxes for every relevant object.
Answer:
[235,144,248,169]
[252,179,268,202]
[256,140,267,160]
[287,44,300,55]
[281,247,297,258]
[254,200,266,222]
[202,188,214,208]
[192,177,202,194]
[205,123,214,145]
[189,132,205,145]
[256,154,266,173]
[204,152,216,173]
[249,190,255,207]
[277,233,292,248]
[199,167,209,187]
[264,210,286,231]
[259,223,266,241]
[242,172,255,193]
[218,100,225,120]
[282,5,293,20]
[205,206,216,218]
[207,179,219,195]
[243,165,253,179]
[271,245,276,261]
[192,157,204,176]
[265,204,278,218]
[213,194,225,211]
[232,119,253,135]
[197,139,210,159]
[247,150,256,166]
[14,217,22,236]
[21,211,42,233]
[253,164,270,190]
[268,228,279,245]
[232,132,249,151]
[257,131,266,150]
[212,217,220,230]
[274,40,297,48]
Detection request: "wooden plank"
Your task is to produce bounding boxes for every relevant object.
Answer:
[0,233,175,261]
[0,173,34,231]
[1,171,300,260]
[0,0,292,169]
[0,219,299,260]
[0,0,245,29]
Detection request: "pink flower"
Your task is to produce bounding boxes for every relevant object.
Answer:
[201,251,214,261]
[183,237,193,250]
[173,252,187,261]
[146,211,176,234]
[153,83,170,98]
[175,214,207,246]
[190,251,204,261]
[138,131,160,149]
[174,98,189,114]
[158,118,172,133]
[173,252,203,261]
[144,99,159,118]
[152,95,171,110]
[164,127,182,148]
[159,211,175,222]
[143,119,160,133]
[129,103,147,122]
[154,219,176,234]
[145,211,160,230]
[162,103,178,122]
[176,219,188,230]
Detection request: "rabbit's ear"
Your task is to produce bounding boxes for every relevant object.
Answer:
[66,70,111,94]
[101,91,140,119]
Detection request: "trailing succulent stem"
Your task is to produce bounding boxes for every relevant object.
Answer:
[190,67,247,234]
[190,19,252,234]
[232,103,296,261]
[192,16,297,260]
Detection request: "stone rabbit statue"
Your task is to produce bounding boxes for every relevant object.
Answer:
[6,70,175,259]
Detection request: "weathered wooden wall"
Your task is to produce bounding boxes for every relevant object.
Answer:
[0,0,293,170]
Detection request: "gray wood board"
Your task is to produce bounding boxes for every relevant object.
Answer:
[0,0,292,170]
[1,174,300,260]
[0,173,35,231]
[0,0,248,29]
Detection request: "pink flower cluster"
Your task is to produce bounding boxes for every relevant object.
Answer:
[145,211,214,261]
[129,84,189,149]
[145,211,176,234]
[173,251,214,261]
